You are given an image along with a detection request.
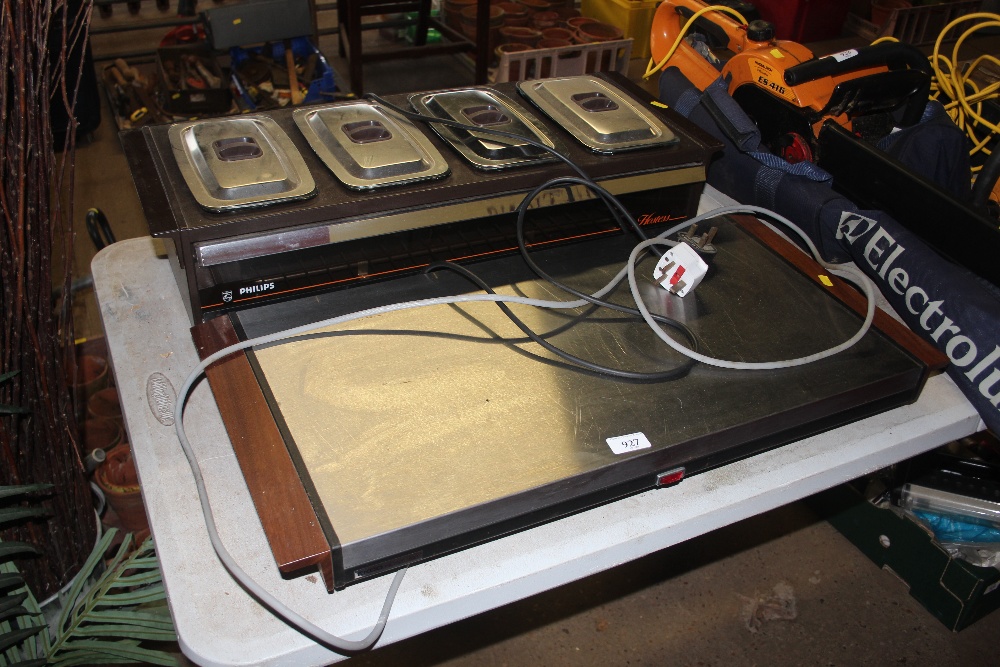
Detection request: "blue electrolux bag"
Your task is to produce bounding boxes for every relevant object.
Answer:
[659,68,1000,434]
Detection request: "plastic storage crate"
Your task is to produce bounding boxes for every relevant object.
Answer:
[229,37,337,111]
[845,0,983,44]
[493,38,633,83]
[581,0,658,59]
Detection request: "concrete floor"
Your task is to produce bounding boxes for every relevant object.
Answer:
[73,3,999,665]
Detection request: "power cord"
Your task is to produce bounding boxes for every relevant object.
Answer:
[426,260,698,381]
[626,205,876,370]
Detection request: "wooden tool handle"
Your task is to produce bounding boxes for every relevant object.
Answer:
[285,41,303,105]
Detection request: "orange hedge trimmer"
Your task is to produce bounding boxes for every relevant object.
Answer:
[647,0,931,162]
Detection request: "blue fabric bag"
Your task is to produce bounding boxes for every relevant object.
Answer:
[659,68,1000,434]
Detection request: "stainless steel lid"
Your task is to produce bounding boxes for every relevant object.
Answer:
[517,75,677,153]
[168,116,315,212]
[293,101,449,190]
[408,88,560,170]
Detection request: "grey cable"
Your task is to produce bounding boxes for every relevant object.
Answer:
[624,205,876,369]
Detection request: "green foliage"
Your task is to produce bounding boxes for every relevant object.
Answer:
[1,486,52,667]
[45,530,178,667]
[0,486,179,666]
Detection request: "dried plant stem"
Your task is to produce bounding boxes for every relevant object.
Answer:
[1,0,98,599]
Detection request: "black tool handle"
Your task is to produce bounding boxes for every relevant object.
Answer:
[784,42,930,87]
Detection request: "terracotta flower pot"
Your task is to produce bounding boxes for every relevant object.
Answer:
[541,26,574,42]
[67,354,109,420]
[531,10,560,30]
[87,386,122,426]
[82,417,123,455]
[96,443,149,535]
[499,25,542,47]
[498,1,528,26]
[575,20,624,43]
[553,6,580,22]
[566,16,597,30]
[495,42,534,80]
[516,0,551,12]
[537,37,572,49]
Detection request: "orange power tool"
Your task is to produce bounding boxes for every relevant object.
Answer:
[649,0,932,162]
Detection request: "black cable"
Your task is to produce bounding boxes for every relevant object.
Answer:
[364,91,699,286]
[85,207,116,250]
[513,175,674,308]
[367,91,698,378]
[363,92,648,241]
[427,261,697,382]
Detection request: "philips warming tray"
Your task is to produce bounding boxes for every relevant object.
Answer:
[122,73,723,323]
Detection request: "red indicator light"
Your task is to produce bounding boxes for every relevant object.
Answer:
[656,467,685,487]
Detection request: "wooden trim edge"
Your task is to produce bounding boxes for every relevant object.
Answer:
[191,316,335,592]
[734,214,949,371]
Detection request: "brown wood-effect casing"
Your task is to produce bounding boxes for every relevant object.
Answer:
[191,316,335,591]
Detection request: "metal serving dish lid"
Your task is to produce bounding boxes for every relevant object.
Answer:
[408,88,559,170]
[517,75,677,153]
[293,101,449,190]
[168,116,315,212]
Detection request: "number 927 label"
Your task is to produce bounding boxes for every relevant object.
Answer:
[606,432,653,455]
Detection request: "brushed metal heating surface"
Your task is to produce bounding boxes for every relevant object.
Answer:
[239,217,920,572]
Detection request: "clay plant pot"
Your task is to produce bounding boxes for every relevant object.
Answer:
[96,443,149,535]
[541,26,574,42]
[531,10,559,30]
[460,3,505,52]
[516,0,552,12]
[537,37,572,49]
[498,1,528,26]
[460,4,505,26]
[495,41,533,78]
[565,16,597,30]
[575,20,624,43]
[66,354,109,420]
[87,386,122,426]
[82,417,123,456]
[499,25,542,47]
[495,42,533,57]
[444,0,478,30]
[552,6,580,22]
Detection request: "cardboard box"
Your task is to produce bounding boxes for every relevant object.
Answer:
[813,483,1000,631]
[581,0,658,59]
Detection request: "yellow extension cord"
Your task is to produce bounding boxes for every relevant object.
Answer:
[642,4,748,80]
[874,12,1000,188]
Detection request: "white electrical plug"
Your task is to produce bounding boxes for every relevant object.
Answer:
[653,243,709,297]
